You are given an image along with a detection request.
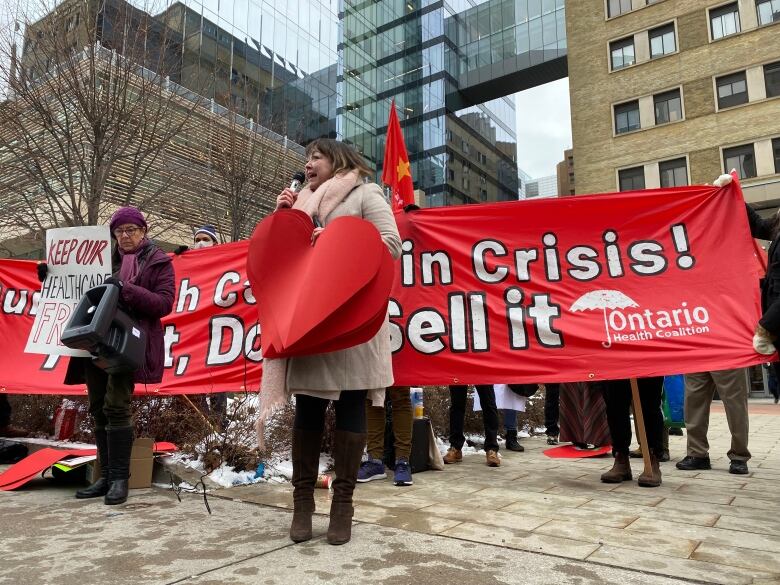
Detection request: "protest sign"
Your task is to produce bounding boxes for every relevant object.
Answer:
[24,226,111,357]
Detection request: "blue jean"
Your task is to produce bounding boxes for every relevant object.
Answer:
[503,409,518,432]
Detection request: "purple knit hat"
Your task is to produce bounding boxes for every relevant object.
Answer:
[109,207,147,235]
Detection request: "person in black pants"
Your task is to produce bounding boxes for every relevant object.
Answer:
[600,377,665,487]
[443,385,501,467]
[544,383,560,444]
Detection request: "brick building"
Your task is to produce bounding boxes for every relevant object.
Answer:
[556,148,575,196]
[566,0,780,211]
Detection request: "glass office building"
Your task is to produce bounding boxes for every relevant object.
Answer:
[19,0,567,206]
[340,0,567,205]
[155,0,339,143]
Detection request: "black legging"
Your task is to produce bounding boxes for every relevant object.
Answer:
[601,377,664,457]
[294,391,368,433]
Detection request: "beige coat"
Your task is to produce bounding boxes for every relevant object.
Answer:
[286,179,401,400]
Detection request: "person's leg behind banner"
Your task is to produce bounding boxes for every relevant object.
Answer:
[475,385,501,467]
[600,379,633,484]
[636,376,665,487]
[387,386,413,486]
[503,408,524,452]
[358,396,388,483]
[678,372,715,471]
[544,383,560,444]
[444,385,467,464]
[711,368,751,474]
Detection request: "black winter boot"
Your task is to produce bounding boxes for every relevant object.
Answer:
[76,429,110,499]
[327,430,365,545]
[505,429,524,452]
[105,427,133,505]
[289,429,323,542]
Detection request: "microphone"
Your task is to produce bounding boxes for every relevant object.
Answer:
[290,171,306,192]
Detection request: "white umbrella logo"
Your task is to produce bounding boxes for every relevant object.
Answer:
[570,290,639,348]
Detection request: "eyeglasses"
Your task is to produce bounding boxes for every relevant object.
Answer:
[113,227,141,237]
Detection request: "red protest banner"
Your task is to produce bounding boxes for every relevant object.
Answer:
[0,181,768,395]
[389,181,769,385]
[0,242,261,395]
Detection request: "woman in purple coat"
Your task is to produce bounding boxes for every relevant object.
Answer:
[39,207,175,504]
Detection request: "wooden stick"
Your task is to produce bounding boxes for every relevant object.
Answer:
[179,395,220,435]
[630,377,653,478]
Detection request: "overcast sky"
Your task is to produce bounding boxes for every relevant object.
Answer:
[515,77,572,180]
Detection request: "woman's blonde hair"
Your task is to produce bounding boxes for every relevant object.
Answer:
[305,139,373,179]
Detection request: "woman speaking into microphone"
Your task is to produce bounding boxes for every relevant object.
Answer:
[271,139,401,545]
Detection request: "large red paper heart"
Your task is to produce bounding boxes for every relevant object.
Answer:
[280,250,395,356]
[247,209,393,357]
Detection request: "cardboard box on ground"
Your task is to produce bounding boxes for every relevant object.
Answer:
[88,438,154,489]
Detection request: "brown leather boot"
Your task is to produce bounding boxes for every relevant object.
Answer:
[327,430,365,545]
[289,429,323,543]
[443,447,462,464]
[485,450,501,467]
[637,452,662,487]
[600,452,632,483]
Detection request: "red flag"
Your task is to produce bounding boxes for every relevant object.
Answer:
[382,99,415,211]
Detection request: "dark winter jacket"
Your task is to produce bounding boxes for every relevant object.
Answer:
[65,243,175,385]
[746,204,780,333]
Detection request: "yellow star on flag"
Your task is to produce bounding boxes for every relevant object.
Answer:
[396,158,411,183]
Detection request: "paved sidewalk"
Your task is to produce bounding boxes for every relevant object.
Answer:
[1,400,778,584]
[229,399,780,585]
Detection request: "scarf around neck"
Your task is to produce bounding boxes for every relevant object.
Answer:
[117,238,150,283]
[293,169,362,225]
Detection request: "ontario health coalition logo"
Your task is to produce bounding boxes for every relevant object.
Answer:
[570,289,711,347]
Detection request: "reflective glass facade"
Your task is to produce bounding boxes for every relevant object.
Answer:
[341,0,567,206]
[115,0,340,143]
[25,0,566,207]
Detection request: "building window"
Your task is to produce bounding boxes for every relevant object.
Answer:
[614,100,641,134]
[480,188,488,201]
[716,71,748,108]
[619,167,645,191]
[608,0,632,17]
[723,144,757,178]
[610,37,635,71]
[649,23,676,58]
[710,3,741,40]
[462,140,470,154]
[773,138,780,173]
[757,0,780,26]
[447,169,455,181]
[654,89,683,124]
[659,158,689,187]
[765,61,780,98]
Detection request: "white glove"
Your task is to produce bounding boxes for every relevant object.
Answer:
[754,333,775,355]
[713,173,734,187]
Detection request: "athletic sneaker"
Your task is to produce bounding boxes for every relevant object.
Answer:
[357,458,387,483]
[393,458,413,486]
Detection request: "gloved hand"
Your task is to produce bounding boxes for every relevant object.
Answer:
[36,263,48,283]
[173,245,189,255]
[103,276,124,289]
[753,324,777,355]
